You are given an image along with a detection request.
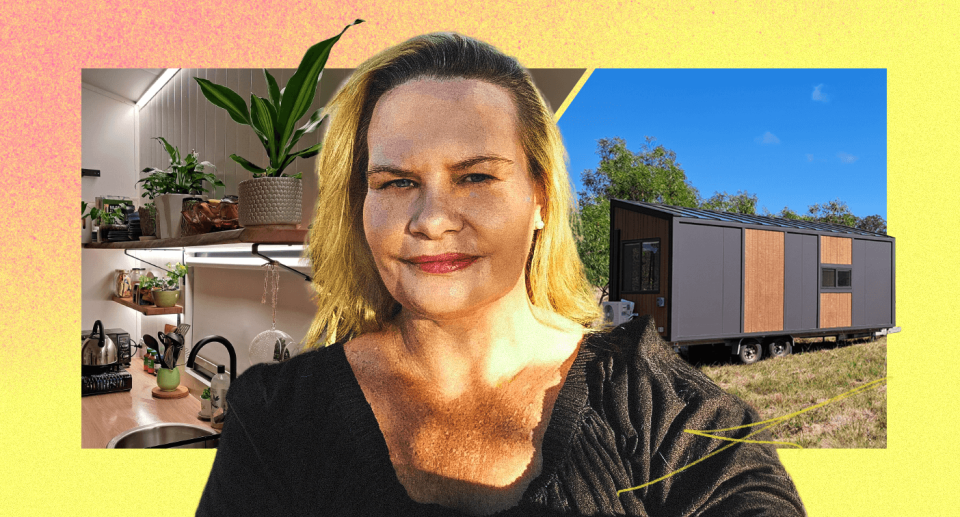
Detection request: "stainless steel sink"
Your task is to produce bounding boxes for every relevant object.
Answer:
[107,423,219,449]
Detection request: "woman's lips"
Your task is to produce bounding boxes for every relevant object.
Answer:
[406,253,479,274]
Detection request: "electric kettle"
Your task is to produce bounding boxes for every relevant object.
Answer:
[81,320,119,375]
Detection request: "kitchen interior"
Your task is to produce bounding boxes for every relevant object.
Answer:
[80,66,347,448]
[81,65,582,449]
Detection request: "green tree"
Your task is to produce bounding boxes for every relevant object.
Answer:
[764,206,806,220]
[700,190,759,214]
[579,137,700,208]
[573,198,610,299]
[806,198,858,227]
[855,214,887,234]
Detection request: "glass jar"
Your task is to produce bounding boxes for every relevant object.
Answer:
[129,268,145,304]
[114,269,133,298]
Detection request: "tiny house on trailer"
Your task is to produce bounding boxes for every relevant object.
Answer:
[608,199,896,364]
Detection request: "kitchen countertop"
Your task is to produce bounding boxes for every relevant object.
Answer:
[81,362,214,448]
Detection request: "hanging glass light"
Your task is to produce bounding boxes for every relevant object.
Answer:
[249,262,302,365]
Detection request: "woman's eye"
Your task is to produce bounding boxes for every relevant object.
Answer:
[380,178,416,189]
[462,173,494,184]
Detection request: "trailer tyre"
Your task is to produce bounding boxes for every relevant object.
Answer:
[738,341,762,365]
[768,338,792,359]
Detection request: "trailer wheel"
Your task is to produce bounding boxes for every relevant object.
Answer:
[738,341,762,365]
[768,337,792,359]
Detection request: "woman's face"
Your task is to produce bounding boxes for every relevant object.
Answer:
[363,78,542,320]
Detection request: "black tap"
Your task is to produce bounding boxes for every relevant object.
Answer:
[187,335,237,382]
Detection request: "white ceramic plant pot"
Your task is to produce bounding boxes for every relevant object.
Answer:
[238,177,302,227]
[81,217,92,244]
[200,397,212,419]
[155,193,191,239]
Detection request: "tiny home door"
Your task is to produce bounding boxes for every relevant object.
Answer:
[611,207,671,336]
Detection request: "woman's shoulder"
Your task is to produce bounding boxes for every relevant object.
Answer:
[581,315,749,416]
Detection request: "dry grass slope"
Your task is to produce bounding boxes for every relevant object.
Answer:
[698,337,887,449]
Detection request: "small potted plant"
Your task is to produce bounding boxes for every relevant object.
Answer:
[152,262,188,308]
[87,203,129,243]
[137,275,158,305]
[81,201,93,244]
[199,387,212,420]
[139,137,223,240]
[194,20,361,228]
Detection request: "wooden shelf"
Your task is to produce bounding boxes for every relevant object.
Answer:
[112,296,183,315]
[83,227,308,250]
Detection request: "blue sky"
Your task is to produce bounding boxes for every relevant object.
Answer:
[557,69,887,219]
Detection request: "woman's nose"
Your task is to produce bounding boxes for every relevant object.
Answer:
[408,184,462,239]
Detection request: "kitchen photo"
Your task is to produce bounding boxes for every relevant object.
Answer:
[79,64,346,448]
[80,64,585,449]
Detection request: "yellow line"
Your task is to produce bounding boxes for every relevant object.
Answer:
[553,68,595,122]
[616,377,887,496]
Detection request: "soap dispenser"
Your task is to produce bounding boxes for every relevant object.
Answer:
[210,365,231,429]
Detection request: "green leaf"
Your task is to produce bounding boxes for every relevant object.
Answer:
[194,77,252,126]
[250,95,277,164]
[264,69,282,110]
[293,141,323,159]
[283,109,327,159]
[275,141,322,176]
[277,20,362,160]
[155,137,178,163]
[230,154,267,174]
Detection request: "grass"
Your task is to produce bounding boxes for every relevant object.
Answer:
[694,336,887,449]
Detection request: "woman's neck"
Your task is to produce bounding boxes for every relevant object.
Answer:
[389,281,583,399]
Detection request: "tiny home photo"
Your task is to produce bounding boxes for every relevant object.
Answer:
[562,69,891,448]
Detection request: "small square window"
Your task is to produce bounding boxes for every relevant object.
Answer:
[837,269,851,287]
[822,268,836,288]
[621,239,660,294]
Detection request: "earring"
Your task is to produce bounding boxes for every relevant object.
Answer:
[535,219,545,230]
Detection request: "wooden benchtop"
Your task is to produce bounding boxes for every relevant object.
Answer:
[81,362,214,448]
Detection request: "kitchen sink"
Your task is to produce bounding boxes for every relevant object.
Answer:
[107,423,220,449]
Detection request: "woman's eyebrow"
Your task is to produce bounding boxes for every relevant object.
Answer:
[450,155,513,171]
[367,155,514,177]
[367,165,414,177]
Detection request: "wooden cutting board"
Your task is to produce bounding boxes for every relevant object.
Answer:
[152,386,189,399]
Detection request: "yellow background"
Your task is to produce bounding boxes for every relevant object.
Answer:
[1,1,956,515]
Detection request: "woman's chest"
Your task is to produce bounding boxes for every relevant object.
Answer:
[371,382,558,514]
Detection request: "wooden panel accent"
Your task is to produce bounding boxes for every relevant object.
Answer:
[820,292,852,328]
[744,229,784,333]
[614,208,670,336]
[821,236,852,264]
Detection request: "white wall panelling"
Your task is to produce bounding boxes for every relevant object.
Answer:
[80,87,138,334]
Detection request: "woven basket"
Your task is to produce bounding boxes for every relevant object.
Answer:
[238,177,302,227]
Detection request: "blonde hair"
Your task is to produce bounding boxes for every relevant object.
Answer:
[305,33,601,347]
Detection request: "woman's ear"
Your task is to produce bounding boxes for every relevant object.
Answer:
[534,205,545,230]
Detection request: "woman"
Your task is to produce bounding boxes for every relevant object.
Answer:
[197,33,805,517]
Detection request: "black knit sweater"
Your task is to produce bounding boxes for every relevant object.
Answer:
[197,316,805,516]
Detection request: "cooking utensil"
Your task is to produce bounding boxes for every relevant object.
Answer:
[82,320,120,375]
[143,334,160,354]
[174,323,191,336]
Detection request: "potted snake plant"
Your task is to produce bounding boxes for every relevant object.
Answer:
[194,19,362,227]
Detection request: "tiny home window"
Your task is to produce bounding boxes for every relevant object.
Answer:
[621,239,660,294]
[821,267,852,288]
